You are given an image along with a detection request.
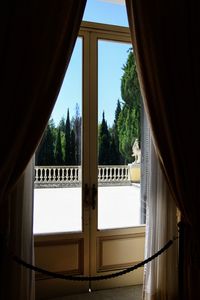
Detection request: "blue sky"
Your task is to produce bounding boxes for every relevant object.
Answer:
[50,0,129,127]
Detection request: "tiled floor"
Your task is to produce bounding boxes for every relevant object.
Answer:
[51,285,143,300]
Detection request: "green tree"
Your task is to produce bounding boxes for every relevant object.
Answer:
[111,99,124,164]
[98,112,111,165]
[115,99,122,121]
[70,129,76,165]
[118,106,137,163]
[54,128,63,165]
[121,49,141,110]
[72,103,81,165]
[36,122,55,165]
[58,117,65,133]
[58,116,66,161]
[65,109,71,165]
[118,49,141,162]
[109,135,119,164]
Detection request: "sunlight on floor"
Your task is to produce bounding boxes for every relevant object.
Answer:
[33,184,141,234]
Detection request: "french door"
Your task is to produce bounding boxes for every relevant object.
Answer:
[34,22,145,299]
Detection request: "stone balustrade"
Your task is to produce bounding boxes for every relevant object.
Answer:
[34,165,130,188]
[98,165,129,182]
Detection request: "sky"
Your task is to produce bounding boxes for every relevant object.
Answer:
[50,0,130,127]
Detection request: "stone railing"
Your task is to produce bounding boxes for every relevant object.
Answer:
[98,165,129,183]
[34,165,130,188]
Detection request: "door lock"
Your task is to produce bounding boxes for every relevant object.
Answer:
[84,183,97,209]
[84,183,90,207]
[91,184,97,210]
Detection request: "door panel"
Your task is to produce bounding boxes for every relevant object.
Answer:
[34,34,90,299]
[90,32,145,291]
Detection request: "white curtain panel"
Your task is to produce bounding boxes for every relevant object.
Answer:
[142,128,178,300]
[9,158,35,300]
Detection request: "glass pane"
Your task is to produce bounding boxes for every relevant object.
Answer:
[34,38,82,234]
[83,0,128,27]
[98,40,142,230]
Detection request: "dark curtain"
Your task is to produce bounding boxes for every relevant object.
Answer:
[0,1,86,204]
[126,1,200,299]
[0,1,86,299]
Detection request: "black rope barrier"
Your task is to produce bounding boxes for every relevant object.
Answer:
[11,237,177,281]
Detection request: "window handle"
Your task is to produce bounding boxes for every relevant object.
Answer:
[91,184,97,210]
[84,183,90,207]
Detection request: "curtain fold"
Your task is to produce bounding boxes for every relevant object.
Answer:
[0,1,86,299]
[0,0,86,203]
[143,129,178,300]
[8,158,35,300]
[126,1,200,299]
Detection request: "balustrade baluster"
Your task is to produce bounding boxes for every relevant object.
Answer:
[123,167,125,180]
[43,168,47,182]
[60,168,63,182]
[78,166,81,182]
[117,168,120,181]
[67,168,69,182]
[105,167,107,181]
[75,168,78,182]
[52,168,55,182]
[108,167,111,181]
[126,167,128,180]
[70,168,73,182]
[113,168,116,181]
[35,168,38,183]
[100,167,103,181]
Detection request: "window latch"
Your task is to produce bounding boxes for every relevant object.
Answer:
[91,184,97,210]
[84,183,90,207]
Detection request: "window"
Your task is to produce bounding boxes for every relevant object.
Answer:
[34,25,144,234]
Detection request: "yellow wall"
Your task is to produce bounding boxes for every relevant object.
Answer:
[129,164,140,183]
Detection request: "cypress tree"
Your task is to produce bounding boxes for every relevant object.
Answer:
[54,128,63,165]
[112,100,124,164]
[121,49,141,109]
[109,135,118,165]
[118,49,141,162]
[115,99,121,123]
[58,117,65,133]
[36,123,55,165]
[73,103,81,165]
[58,117,66,160]
[98,112,111,165]
[70,129,76,165]
[65,109,71,165]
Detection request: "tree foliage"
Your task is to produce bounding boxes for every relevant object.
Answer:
[70,129,76,165]
[72,103,81,165]
[111,99,124,164]
[35,50,141,166]
[98,112,111,165]
[121,49,141,109]
[65,109,71,165]
[54,128,63,165]
[118,49,141,163]
[35,123,55,165]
